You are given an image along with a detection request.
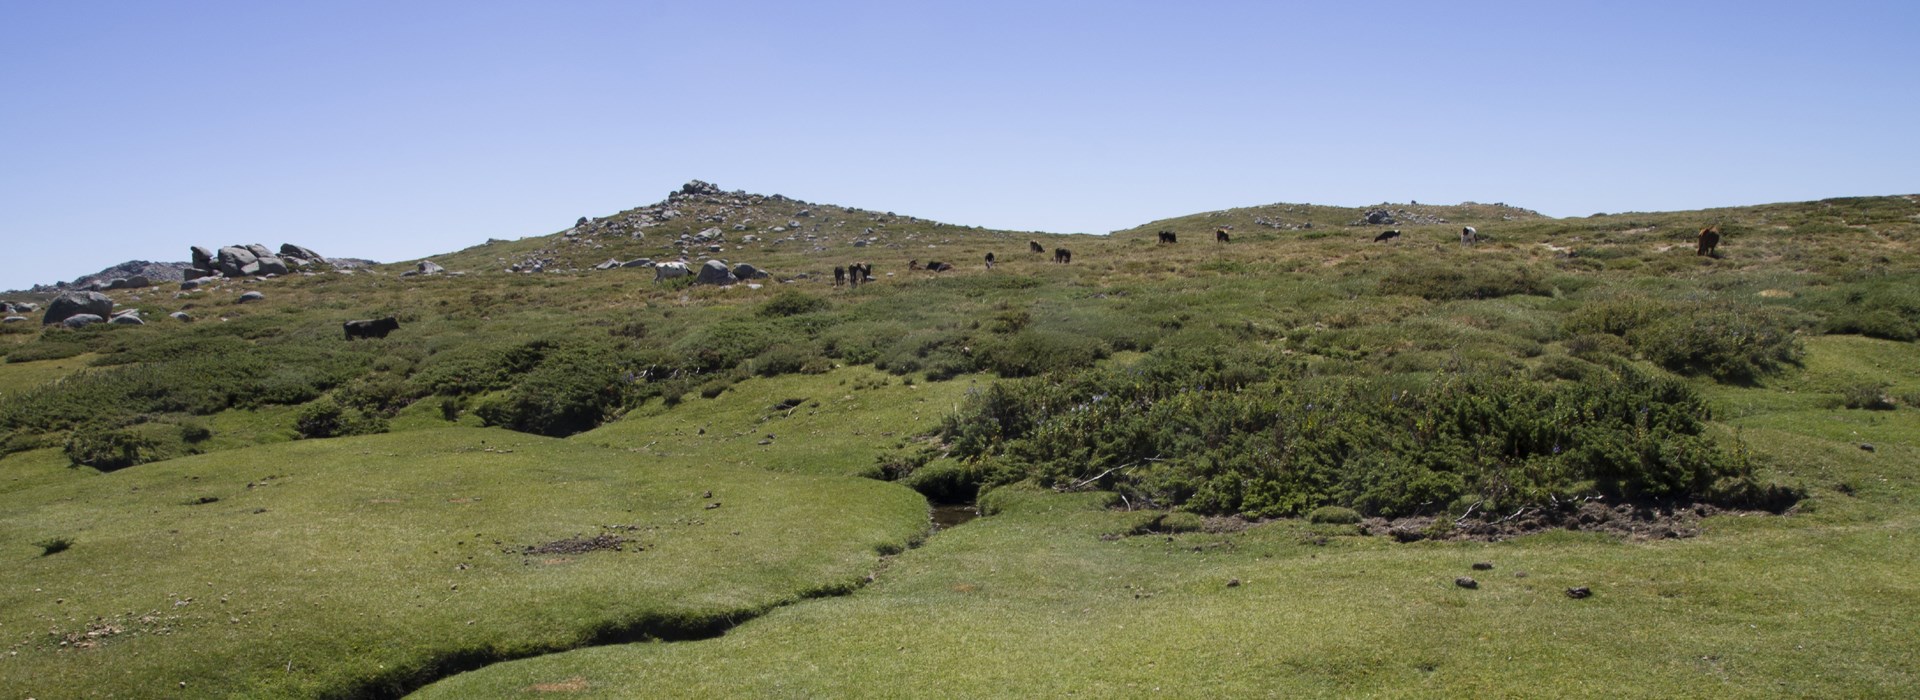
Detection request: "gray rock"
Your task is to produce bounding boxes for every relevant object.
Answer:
[694,227,722,242]
[217,246,258,276]
[125,275,150,289]
[170,311,193,322]
[62,314,105,328]
[279,243,325,262]
[595,258,622,271]
[732,263,770,280]
[109,313,144,325]
[694,260,737,286]
[183,268,212,281]
[191,246,216,270]
[255,256,289,276]
[180,278,208,291]
[2,316,27,324]
[237,291,265,303]
[853,240,869,248]
[104,278,131,290]
[240,261,263,276]
[245,244,275,260]
[621,258,655,268]
[416,261,445,275]
[42,291,113,325]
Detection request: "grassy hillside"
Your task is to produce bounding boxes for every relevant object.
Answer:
[3,184,1919,696]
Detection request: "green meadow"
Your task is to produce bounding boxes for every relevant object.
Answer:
[3,187,1918,696]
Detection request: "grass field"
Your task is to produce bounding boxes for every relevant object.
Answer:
[3,187,1919,696]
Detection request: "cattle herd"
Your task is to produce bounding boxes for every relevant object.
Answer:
[334,221,1727,340]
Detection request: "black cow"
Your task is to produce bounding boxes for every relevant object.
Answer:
[833,266,846,286]
[1053,248,1072,264]
[928,261,955,272]
[1697,225,1721,256]
[343,317,400,340]
[985,252,996,269]
[1030,241,1045,254]
[1158,230,1178,244]
[1216,228,1231,244]
[1373,229,1402,243]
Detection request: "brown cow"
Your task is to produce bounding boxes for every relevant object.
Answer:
[1029,241,1045,254]
[1216,228,1230,244]
[1053,248,1072,264]
[1158,230,1177,244]
[1697,225,1721,256]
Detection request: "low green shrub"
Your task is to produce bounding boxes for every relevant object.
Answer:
[293,397,389,439]
[1839,383,1896,410]
[1307,505,1362,524]
[1379,262,1552,301]
[758,290,831,318]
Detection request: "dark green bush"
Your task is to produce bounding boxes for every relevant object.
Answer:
[1628,306,1803,382]
[63,417,203,470]
[941,353,1758,518]
[293,397,389,439]
[473,341,633,437]
[973,330,1109,378]
[758,290,831,318]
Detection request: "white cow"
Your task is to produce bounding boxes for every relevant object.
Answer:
[654,261,690,281]
[1461,226,1478,245]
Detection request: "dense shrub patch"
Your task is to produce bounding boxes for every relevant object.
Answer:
[940,349,1766,518]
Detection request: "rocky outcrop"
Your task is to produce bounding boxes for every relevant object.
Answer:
[184,242,332,281]
[401,261,445,277]
[42,291,113,325]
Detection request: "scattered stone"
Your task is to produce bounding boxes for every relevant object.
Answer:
[109,313,144,325]
[413,261,445,276]
[694,260,737,286]
[654,261,691,281]
[1860,443,1876,452]
[732,263,770,280]
[42,291,113,325]
[705,502,721,510]
[1566,586,1592,599]
[1471,562,1494,571]
[237,291,265,303]
[2,316,27,324]
[621,258,655,268]
[595,258,622,271]
[1226,578,1241,588]
[1455,576,1479,589]
[170,311,193,322]
[180,278,207,291]
[62,314,105,328]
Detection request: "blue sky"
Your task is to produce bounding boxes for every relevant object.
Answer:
[3,1,1916,290]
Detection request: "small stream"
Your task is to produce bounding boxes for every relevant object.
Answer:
[930,502,979,530]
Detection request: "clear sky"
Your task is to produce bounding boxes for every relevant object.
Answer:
[3,1,1916,290]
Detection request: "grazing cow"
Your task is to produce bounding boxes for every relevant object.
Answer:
[928,261,955,272]
[1697,225,1721,257]
[1030,241,1045,254]
[343,317,400,340]
[848,262,872,285]
[1158,230,1178,244]
[1053,248,1072,264]
[1373,229,1402,243]
[654,261,691,281]
[833,266,846,286]
[1216,228,1231,244]
[985,252,996,269]
[909,259,923,271]
[1461,226,1478,245]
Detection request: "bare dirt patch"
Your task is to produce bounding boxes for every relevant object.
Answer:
[528,676,590,692]
[514,533,632,556]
